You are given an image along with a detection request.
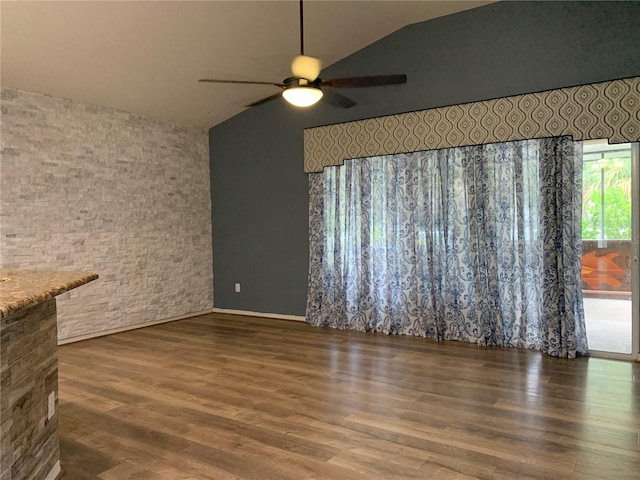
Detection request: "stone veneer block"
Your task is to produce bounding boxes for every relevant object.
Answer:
[0,87,213,340]
[1,271,96,480]
[1,299,59,480]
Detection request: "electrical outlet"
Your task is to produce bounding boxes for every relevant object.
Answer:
[47,391,55,420]
[235,283,241,293]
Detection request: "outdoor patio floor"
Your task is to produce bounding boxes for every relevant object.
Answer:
[584,296,633,354]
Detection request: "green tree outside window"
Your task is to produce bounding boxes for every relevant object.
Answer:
[582,153,632,241]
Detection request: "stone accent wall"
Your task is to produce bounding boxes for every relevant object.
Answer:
[0,299,59,480]
[0,88,213,340]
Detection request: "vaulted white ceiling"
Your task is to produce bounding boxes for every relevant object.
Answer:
[1,1,491,128]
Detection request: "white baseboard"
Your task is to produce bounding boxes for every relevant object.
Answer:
[210,307,306,322]
[45,461,61,480]
[57,309,214,345]
[57,308,305,345]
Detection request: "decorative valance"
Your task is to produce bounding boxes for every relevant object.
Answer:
[303,76,640,173]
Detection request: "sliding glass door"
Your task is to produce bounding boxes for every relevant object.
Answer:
[581,141,639,359]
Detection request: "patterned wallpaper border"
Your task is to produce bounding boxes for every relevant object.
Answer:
[303,76,640,173]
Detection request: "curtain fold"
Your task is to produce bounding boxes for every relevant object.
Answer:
[306,136,588,358]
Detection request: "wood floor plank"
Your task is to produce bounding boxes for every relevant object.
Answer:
[58,313,640,479]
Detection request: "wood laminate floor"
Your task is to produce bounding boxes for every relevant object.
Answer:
[58,313,640,479]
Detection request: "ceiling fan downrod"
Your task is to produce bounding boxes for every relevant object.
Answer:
[299,0,305,56]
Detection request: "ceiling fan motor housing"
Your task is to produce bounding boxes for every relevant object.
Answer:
[283,77,321,88]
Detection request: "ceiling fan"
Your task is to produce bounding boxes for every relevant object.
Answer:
[198,0,407,109]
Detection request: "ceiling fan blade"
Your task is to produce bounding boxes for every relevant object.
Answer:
[322,74,407,88]
[199,79,284,87]
[244,92,283,108]
[291,55,322,81]
[322,89,357,109]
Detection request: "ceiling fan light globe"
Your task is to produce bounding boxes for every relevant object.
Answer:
[282,86,323,107]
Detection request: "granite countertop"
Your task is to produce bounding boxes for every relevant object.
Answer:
[0,269,98,319]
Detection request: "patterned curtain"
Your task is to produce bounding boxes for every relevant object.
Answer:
[306,136,589,358]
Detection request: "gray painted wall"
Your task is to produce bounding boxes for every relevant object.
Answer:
[210,1,640,316]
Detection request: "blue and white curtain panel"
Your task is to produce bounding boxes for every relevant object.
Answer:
[306,136,588,358]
